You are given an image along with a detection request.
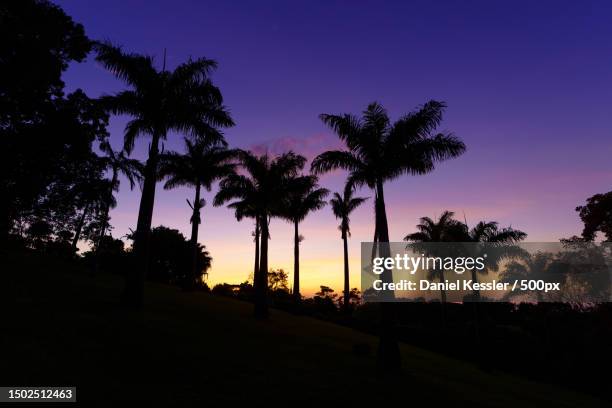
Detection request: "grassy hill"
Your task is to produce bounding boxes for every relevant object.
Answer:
[1,252,605,407]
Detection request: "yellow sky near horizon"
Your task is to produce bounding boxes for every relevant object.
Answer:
[97,165,600,298]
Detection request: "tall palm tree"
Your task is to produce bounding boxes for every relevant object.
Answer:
[95,42,234,307]
[158,138,236,289]
[96,141,143,250]
[281,175,328,303]
[215,150,306,318]
[458,220,526,359]
[311,101,465,370]
[330,183,367,313]
[404,211,465,303]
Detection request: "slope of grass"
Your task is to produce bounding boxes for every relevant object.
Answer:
[0,252,605,407]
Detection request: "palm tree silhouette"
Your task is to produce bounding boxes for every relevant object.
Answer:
[216,181,260,289]
[281,175,329,303]
[311,101,465,370]
[330,183,367,313]
[97,141,143,250]
[215,150,306,318]
[500,252,559,302]
[158,138,236,289]
[457,220,527,361]
[461,221,527,299]
[95,42,234,307]
[404,211,465,303]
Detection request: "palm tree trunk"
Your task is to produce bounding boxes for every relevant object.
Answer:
[370,190,379,261]
[71,204,90,254]
[342,228,350,314]
[374,179,401,372]
[127,132,161,308]
[188,182,202,290]
[253,218,260,285]
[255,214,269,319]
[370,222,378,261]
[374,181,391,252]
[293,220,300,303]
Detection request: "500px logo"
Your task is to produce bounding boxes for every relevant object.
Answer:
[372,253,487,275]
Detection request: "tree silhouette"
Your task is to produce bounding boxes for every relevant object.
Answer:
[216,180,260,292]
[145,226,212,286]
[158,138,236,289]
[62,156,116,254]
[461,220,527,298]
[330,183,367,313]
[268,268,289,291]
[214,150,306,318]
[311,101,465,371]
[500,252,563,302]
[404,211,465,303]
[70,175,113,254]
[95,42,234,307]
[26,219,53,250]
[281,175,328,303]
[96,141,143,250]
[575,191,612,241]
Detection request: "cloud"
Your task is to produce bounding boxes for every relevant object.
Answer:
[248,133,343,162]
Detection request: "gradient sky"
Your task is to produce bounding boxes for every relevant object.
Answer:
[57,0,612,295]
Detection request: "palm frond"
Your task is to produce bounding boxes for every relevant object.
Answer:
[94,41,156,89]
[390,100,447,141]
[310,150,362,175]
[319,113,363,150]
[171,57,218,85]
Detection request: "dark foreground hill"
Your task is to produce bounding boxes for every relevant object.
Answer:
[0,252,604,407]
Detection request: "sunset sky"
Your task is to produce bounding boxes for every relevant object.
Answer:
[57,0,612,295]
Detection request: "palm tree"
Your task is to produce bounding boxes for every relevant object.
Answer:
[461,220,527,299]
[96,141,143,250]
[458,220,526,360]
[281,175,329,303]
[215,150,306,318]
[95,42,234,307]
[404,211,465,303]
[222,192,260,288]
[500,252,560,302]
[158,138,236,289]
[330,183,367,313]
[311,101,465,370]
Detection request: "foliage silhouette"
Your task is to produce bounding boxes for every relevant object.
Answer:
[312,101,466,371]
[214,150,306,318]
[0,1,96,245]
[96,141,143,252]
[158,138,236,289]
[130,225,212,286]
[95,42,234,307]
[280,174,329,303]
[330,183,367,313]
[404,210,466,314]
[575,191,612,241]
[459,220,527,298]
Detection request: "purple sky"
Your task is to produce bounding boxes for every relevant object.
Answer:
[57,0,612,294]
